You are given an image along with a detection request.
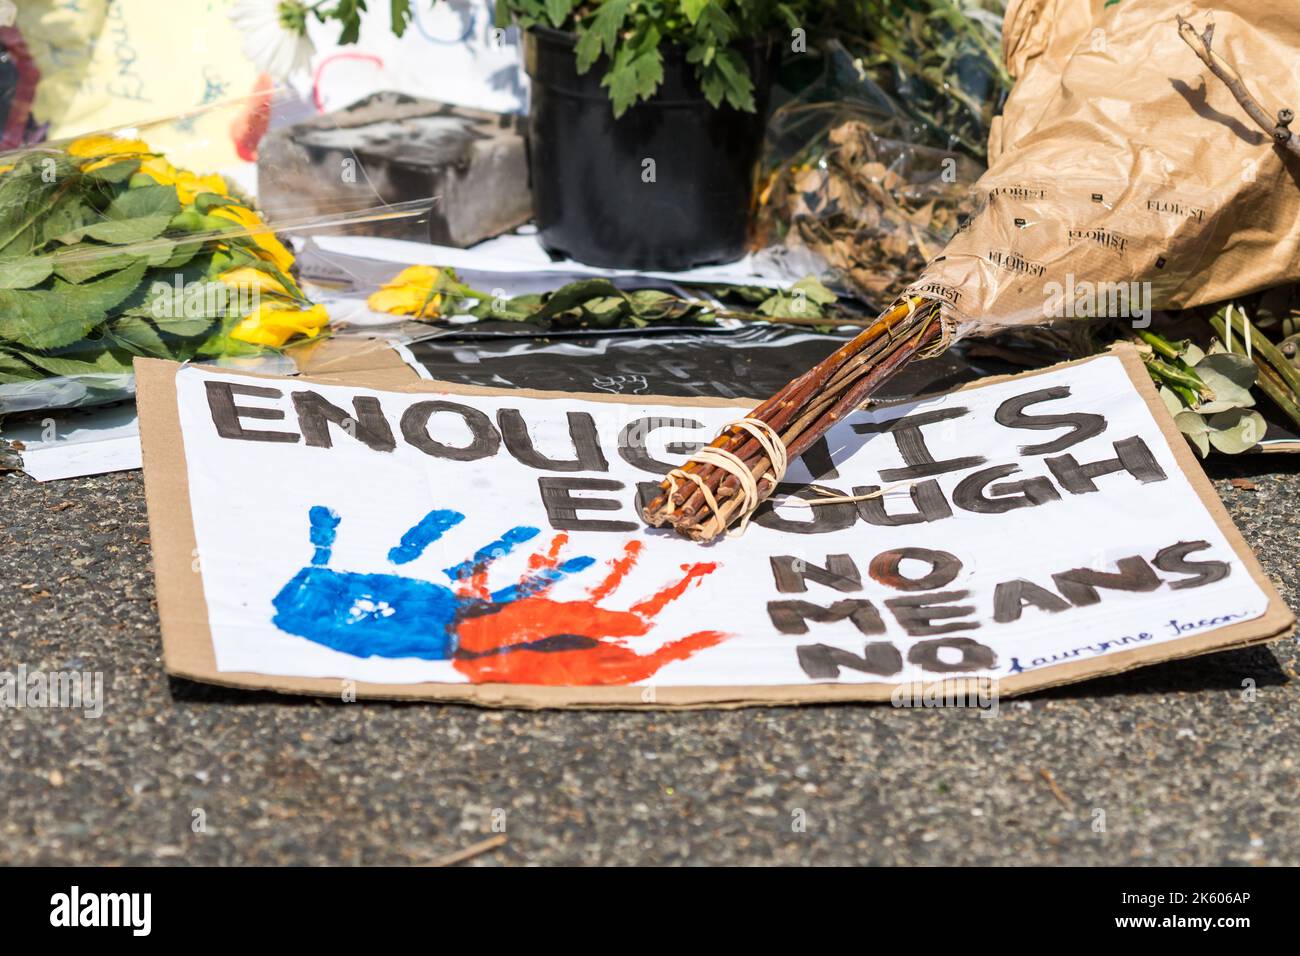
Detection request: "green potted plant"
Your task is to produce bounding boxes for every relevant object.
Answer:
[501,1,815,270]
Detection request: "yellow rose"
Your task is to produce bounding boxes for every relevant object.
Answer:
[218,266,296,299]
[69,134,156,174]
[367,265,447,319]
[67,134,152,159]
[209,203,294,273]
[138,156,229,205]
[229,302,329,348]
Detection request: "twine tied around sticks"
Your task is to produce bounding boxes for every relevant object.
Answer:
[790,479,919,507]
[662,417,789,539]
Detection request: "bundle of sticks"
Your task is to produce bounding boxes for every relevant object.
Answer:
[641,296,944,542]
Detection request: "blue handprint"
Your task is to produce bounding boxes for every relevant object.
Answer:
[271,505,595,660]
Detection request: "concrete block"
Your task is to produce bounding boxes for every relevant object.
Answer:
[258,91,532,247]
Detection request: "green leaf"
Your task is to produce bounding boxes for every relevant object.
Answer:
[52,244,138,284]
[469,292,541,322]
[0,255,55,289]
[75,184,181,245]
[330,0,367,44]
[535,278,626,319]
[40,190,96,246]
[1193,352,1256,413]
[0,259,148,350]
[626,289,673,309]
[1206,409,1266,454]
[5,343,136,379]
[109,313,213,358]
[390,0,413,36]
[154,313,220,338]
[194,192,239,214]
[604,36,665,117]
[544,0,574,28]
[1174,410,1211,457]
[575,0,631,72]
[791,275,838,305]
[138,277,237,324]
[0,156,76,256]
[757,276,838,319]
[156,237,203,270]
[0,348,43,383]
[194,323,266,359]
[710,47,755,112]
[84,159,142,184]
[711,283,771,304]
[682,0,710,24]
[107,315,168,357]
[1157,385,1184,417]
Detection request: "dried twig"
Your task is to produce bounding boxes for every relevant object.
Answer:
[1038,768,1075,811]
[419,834,507,867]
[1176,15,1300,159]
[642,297,944,541]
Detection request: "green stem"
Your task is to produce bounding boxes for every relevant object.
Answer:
[1236,310,1300,397]
[1144,354,1208,397]
[1136,329,1181,362]
[1167,382,1199,407]
[1253,358,1300,433]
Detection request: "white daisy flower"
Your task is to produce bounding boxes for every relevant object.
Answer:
[229,0,316,80]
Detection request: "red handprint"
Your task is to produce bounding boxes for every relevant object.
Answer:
[453,535,727,685]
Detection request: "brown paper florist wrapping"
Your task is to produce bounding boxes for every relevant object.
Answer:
[905,0,1300,338]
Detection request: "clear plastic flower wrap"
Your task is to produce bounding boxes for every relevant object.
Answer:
[753,42,990,310]
[0,92,429,414]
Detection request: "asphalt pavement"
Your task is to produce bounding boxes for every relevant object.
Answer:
[0,457,1296,865]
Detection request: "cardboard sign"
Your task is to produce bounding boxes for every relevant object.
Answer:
[135,349,1293,707]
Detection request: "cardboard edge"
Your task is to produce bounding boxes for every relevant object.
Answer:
[136,349,1296,709]
[135,358,222,681]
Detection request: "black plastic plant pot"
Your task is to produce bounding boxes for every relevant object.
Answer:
[524,26,776,272]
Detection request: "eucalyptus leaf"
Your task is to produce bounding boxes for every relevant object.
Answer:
[1206,409,1266,455]
[1174,410,1211,457]
[1194,351,1256,412]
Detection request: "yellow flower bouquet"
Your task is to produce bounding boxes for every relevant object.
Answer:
[0,133,329,413]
